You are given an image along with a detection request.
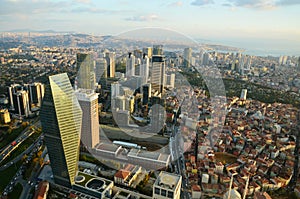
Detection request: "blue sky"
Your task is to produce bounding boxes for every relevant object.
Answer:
[1,0,300,54]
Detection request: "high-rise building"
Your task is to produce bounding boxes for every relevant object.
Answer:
[153,45,163,56]
[7,84,22,109]
[140,54,150,84]
[183,48,192,68]
[111,82,120,98]
[126,53,135,79]
[105,52,116,78]
[142,84,151,106]
[150,96,165,134]
[27,82,45,108]
[298,57,300,67]
[75,89,99,148]
[151,56,166,94]
[202,52,210,66]
[40,73,82,188]
[13,90,30,118]
[95,58,107,83]
[143,47,152,58]
[77,53,95,89]
[165,73,175,89]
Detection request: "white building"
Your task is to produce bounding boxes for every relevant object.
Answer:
[75,89,99,148]
[153,171,182,199]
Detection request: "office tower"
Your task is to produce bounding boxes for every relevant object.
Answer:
[150,96,165,134]
[7,84,21,109]
[13,90,30,118]
[77,53,95,89]
[126,53,135,79]
[27,82,45,108]
[153,45,163,56]
[143,47,152,58]
[151,56,166,94]
[140,54,150,84]
[142,84,151,105]
[40,73,82,188]
[153,171,182,199]
[111,82,120,98]
[75,89,99,148]
[183,48,192,68]
[105,52,116,78]
[133,49,143,59]
[95,58,107,83]
[298,57,300,67]
[165,73,175,88]
[202,52,210,66]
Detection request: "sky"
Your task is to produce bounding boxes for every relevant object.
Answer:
[1,0,300,55]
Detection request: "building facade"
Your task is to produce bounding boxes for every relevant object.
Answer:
[75,89,99,148]
[40,73,82,188]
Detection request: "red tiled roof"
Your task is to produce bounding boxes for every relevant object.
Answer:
[115,170,130,179]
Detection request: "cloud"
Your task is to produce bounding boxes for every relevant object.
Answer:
[191,0,214,6]
[73,0,91,4]
[225,0,276,9]
[168,1,183,7]
[276,0,300,6]
[125,14,159,22]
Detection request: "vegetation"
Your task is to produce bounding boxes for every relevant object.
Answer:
[0,161,22,194]
[180,70,300,108]
[0,129,41,167]
[0,122,28,149]
[7,183,23,199]
[268,188,300,199]
[215,152,237,165]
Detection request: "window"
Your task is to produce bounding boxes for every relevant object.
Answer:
[161,189,167,197]
[155,187,160,194]
[168,191,174,198]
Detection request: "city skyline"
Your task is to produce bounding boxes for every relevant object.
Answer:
[1,0,300,55]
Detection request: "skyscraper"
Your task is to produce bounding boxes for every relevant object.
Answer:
[142,84,151,106]
[27,82,45,108]
[75,89,99,148]
[126,52,135,79]
[77,53,95,89]
[140,54,150,85]
[153,45,163,56]
[202,52,210,66]
[151,55,166,94]
[13,90,30,118]
[143,47,152,58]
[7,83,22,109]
[40,73,82,188]
[183,48,192,68]
[95,58,107,83]
[105,52,116,78]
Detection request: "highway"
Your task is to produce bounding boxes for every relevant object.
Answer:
[169,96,191,199]
[0,120,40,164]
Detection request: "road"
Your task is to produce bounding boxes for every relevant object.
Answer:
[0,120,40,164]
[169,96,191,199]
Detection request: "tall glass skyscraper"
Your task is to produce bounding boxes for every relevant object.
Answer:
[40,73,82,188]
[77,53,95,90]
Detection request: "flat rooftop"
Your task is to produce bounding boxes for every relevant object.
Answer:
[95,142,121,153]
[128,148,170,162]
[154,171,182,191]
